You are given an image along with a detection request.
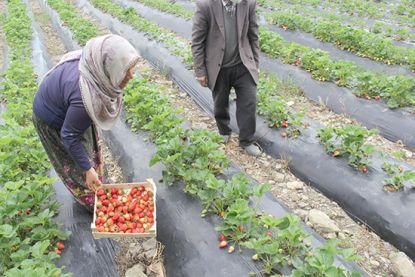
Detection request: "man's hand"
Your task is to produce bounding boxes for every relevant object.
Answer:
[85,167,102,192]
[197,76,208,87]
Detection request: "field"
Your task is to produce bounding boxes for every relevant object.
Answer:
[0,0,414,276]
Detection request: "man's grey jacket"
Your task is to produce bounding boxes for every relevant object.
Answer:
[191,0,260,90]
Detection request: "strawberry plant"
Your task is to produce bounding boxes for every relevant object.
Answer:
[244,214,309,274]
[216,199,258,245]
[257,74,305,138]
[290,240,362,277]
[201,173,269,217]
[317,125,377,172]
[382,162,415,192]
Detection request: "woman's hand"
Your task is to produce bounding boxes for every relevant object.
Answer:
[85,167,102,192]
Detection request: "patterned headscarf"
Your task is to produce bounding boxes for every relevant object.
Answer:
[79,35,139,130]
[45,35,139,130]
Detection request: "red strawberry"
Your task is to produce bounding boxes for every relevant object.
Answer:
[56,242,65,250]
[219,234,226,242]
[97,189,105,196]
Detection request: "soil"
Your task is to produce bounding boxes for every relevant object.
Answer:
[133,57,402,277]
[28,0,67,64]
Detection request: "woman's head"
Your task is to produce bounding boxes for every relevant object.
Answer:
[78,35,140,130]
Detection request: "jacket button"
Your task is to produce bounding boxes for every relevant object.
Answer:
[221,48,225,51]
[218,63,221,67]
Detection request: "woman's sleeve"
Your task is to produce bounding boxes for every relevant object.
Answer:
[60,103,92,171]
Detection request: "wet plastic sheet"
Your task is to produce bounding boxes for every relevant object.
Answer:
[73,1,415,260]
[109,0,415,150]
[263,22,414,77]
[29,4,120,276]
[103,116,365,276]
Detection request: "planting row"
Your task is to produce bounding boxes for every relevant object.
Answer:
[265,10,415,70]
[44,0,415,259]
[0,0,69,276]
[122,75,362,276]
[257,0,415,29]
[115,0,415,110]
[259,27,415,109]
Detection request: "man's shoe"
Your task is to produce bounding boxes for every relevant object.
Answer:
[243,144,261,157]
[221,134,231,144]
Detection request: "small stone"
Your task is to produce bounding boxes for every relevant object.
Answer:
[368,246,377,256]
[274,163,284,170]
[294,209,308,220]
[298,202,308,209]
[326,233,336,239]
[390,252,415,277]
[143,247,158,260]
[179,92,187,98]
[301,195,309,201]
[147,262,165,276]
[286,181,304,190]
[262,160,270,167]
[142,238,157,252]
[370,260,380,267]
[290,194,300,202]
[272,172,285,182]
[307,209,340,233]
[268,180,276,185]
[337,233,346,240]
[125,264,146,277]
[343,229,353,235]
[404,149,413,158]
[128,243,143,258]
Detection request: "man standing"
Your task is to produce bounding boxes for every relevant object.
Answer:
[192,0,261,156]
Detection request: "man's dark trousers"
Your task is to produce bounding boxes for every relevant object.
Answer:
[212,62,257,147]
